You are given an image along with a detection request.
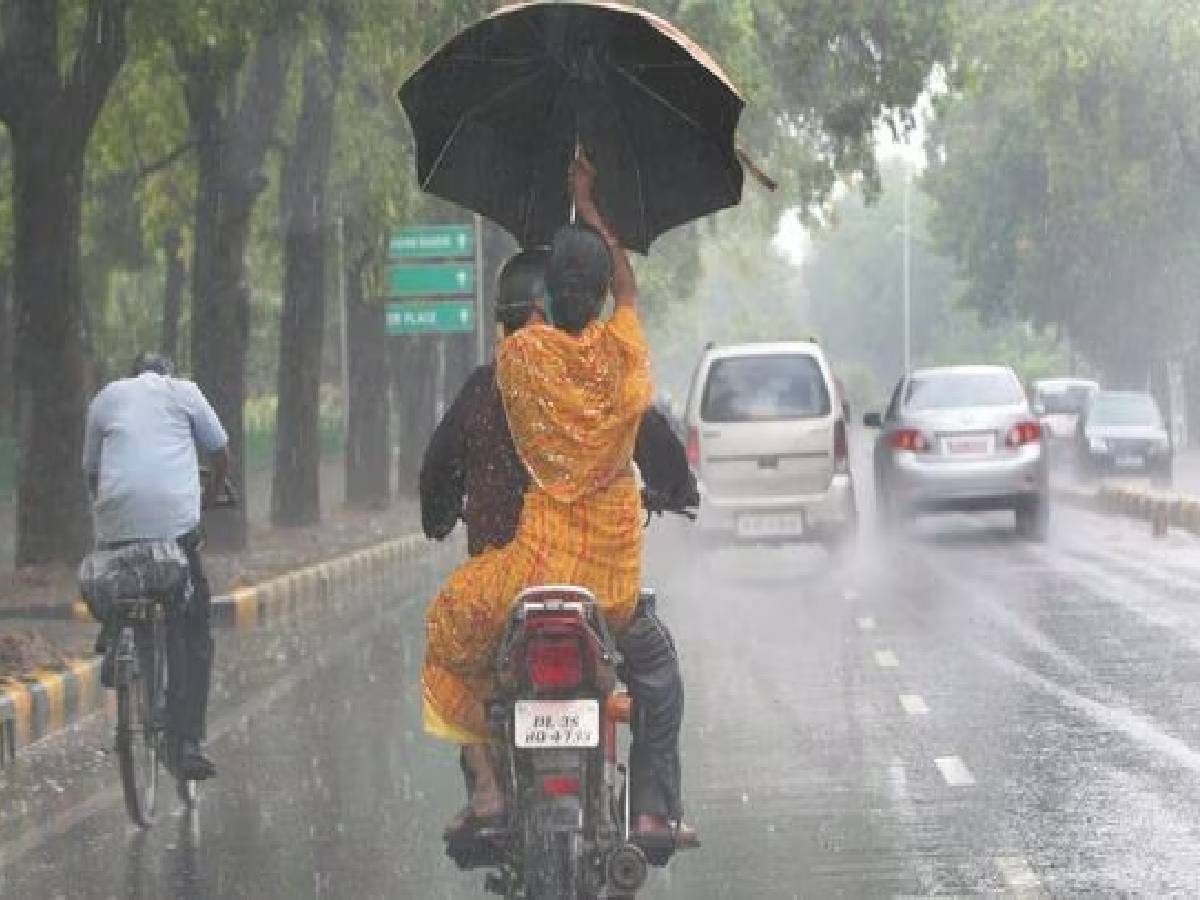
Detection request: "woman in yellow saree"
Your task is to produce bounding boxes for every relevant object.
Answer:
[422,156,651,823]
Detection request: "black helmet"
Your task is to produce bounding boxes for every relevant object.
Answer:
[130,351,175,378]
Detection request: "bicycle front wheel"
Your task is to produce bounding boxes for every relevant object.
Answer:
[116,623,160,827]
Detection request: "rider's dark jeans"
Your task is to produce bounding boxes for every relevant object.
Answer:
[617,597,684,822]
[167,531,213,744]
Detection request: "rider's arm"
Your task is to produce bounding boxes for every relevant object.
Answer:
[180,380,230,509]
[204,446,230,511]
[420,368,476,540]
[82,391,105,499]
[572,153,638,312]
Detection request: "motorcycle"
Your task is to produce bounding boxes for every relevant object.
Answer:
[448,492,695,899]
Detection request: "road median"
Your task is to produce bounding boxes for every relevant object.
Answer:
[1055,481,1200,534]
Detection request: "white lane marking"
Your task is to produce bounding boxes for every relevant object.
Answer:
[874,649,899,668]
[994,856,1043,896]
[899,693,929,715]
[934,755,976,786]
[843,587,861,602]
[856,616,877,631]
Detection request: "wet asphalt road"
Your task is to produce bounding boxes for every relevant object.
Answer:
[5,490,1200,896]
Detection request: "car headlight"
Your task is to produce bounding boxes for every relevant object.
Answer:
[1088,437,1109,454]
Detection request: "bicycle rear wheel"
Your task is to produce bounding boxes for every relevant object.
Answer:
[117,623,160,827]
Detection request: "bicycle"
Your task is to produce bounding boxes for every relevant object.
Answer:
[82,471,238,827]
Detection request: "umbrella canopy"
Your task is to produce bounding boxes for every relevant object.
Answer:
[399,0,746,254]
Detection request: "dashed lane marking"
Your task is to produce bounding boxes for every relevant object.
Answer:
[934,755,976,786]
[856,616,877,631]
[899,693,929,715]
[874,649,899,668]
[994,856,1043,897]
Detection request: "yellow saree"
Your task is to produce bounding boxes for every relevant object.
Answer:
[423,306,652,744]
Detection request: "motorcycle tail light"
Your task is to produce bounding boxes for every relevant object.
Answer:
[526,636,583,691]
[686,426,700,469]
[890,428,928,453]
[541,774,581,797]
[1006,421,1042,447]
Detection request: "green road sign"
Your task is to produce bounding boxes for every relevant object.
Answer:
[388,263,475,298]
[385,300,476,335]
[389,225,474,260]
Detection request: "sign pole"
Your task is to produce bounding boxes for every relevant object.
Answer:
[473,213,485,364]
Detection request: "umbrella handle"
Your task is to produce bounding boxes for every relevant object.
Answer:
[736,145,778,192]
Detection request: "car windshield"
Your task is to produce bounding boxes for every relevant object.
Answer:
[904,371,1024,411]
[701,354,830,422]
[1089,394,1162,427]
[1038,386,1093,415]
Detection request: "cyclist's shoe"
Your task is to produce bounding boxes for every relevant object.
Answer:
[93,621,115,655]
[178,740,217,780]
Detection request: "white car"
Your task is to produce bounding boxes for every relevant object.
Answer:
[1032,378,1099,442]
[683,340,857,550]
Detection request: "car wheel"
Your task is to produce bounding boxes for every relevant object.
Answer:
[1015,495,1049,541]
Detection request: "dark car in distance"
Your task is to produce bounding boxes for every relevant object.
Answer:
[1076,390,1173,486]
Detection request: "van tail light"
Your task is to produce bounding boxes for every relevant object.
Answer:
[526,636,583,691]
[889,428,929,453]
[833,420,849,472]
[686,426,700,468]
[1006,421,1042,448]
[541,774,581,797]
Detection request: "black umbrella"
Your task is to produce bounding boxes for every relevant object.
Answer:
[399,1,747,254]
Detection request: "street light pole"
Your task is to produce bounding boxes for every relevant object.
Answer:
[903,169,912,376]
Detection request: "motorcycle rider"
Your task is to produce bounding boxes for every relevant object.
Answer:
[82,351,229,780]
[422,234,699,850]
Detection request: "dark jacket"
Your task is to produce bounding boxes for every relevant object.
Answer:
[421,363,698,556]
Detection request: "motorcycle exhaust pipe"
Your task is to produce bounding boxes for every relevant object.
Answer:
[607,843,649,894]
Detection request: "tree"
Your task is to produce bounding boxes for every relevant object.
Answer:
[924,0,1200,387]
[0,0,131,564]
[158,2,304,548]
[271,0,349,526]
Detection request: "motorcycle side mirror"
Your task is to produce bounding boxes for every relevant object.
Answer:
[862,412,883,428]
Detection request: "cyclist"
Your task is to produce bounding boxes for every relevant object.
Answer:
[82,351,229,781]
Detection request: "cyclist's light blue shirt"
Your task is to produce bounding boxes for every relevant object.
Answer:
[82,373,228,543]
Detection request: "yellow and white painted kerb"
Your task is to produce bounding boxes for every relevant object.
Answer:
[1,531,447,765]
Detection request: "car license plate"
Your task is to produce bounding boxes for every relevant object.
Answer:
[1115,455,1144,468]
[943,435,993,456]
[736,513,805,539]
[514,699,600,749]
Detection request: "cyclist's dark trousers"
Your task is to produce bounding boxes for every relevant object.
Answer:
[166,532,213,743]
[617,599,684,822]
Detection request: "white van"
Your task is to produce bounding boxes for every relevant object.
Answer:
[684,340,857,549]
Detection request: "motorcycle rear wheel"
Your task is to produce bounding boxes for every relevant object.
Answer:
[522,831,593,900]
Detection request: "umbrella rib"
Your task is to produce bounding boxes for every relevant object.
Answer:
[420,66,549,191]
[609,63,717,139]
[610,63,743,209]
[597,86,649,248]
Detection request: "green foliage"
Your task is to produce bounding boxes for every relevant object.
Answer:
[925,0,1200,385]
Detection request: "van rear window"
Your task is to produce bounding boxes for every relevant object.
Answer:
[701,355,830,422]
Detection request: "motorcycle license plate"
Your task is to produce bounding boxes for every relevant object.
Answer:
[514,699,600,749]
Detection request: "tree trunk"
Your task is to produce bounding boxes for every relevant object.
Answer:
[0,0,129,565]
[272,33,346,527]
[160,227,185,361]
[0,268,12,427]
[392,340,438,498]
[345,250,390,508]
[10,138,92,563]
[180,35,295,550]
